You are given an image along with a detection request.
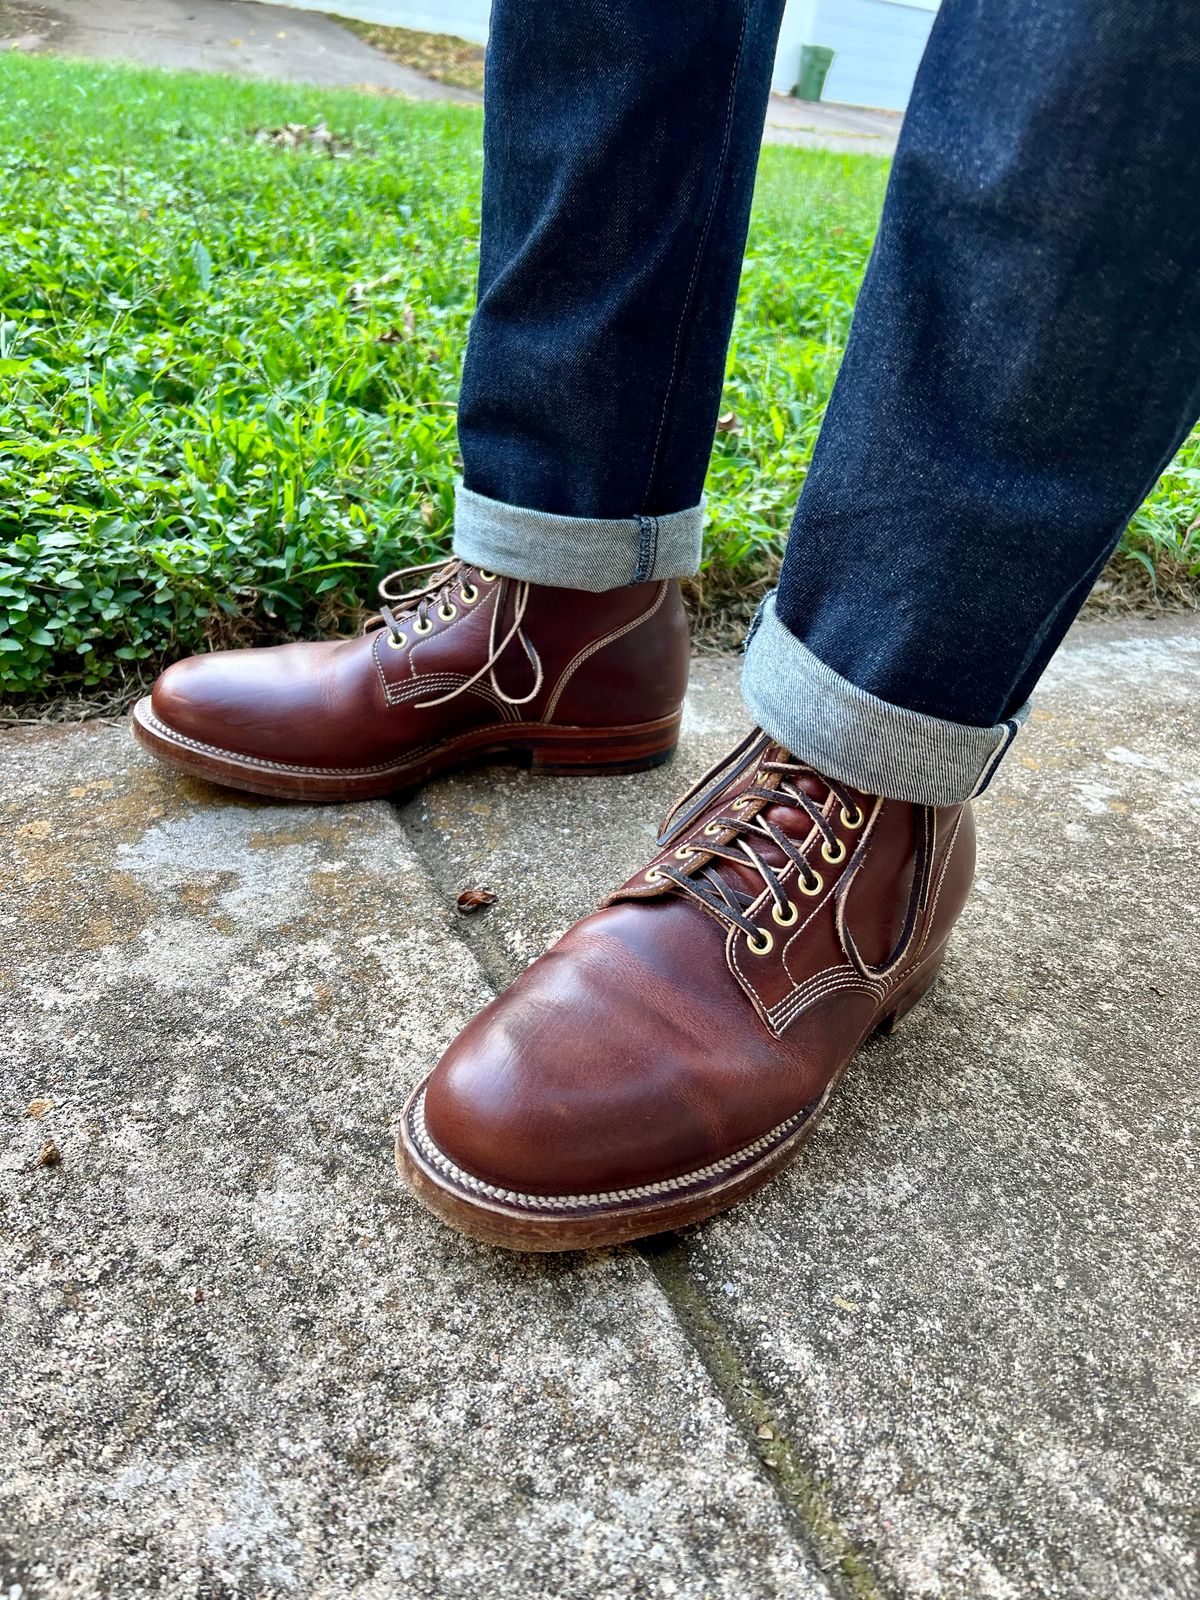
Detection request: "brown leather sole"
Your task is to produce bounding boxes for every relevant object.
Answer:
[130,697,681,802]
[396,953,944,1251]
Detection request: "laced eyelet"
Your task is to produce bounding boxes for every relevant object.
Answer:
[841,806,864,830]
[731,797,751,813]
[478,570,498,582]
[645,866,663,883]
[460,584,479,604]
[385,633,406,651]
[746,928,774,957]
[412,616,434,636]
[674,846,693,860]
[771,900,799,928]
[798,872,824,898]
[437,602,457,622]
[703,822,723,838]
[821,838,847,865]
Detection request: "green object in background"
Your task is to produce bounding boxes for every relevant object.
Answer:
[794,43,835,101]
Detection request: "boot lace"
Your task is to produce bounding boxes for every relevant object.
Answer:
[653,753,864,945]
[371,557,543,711]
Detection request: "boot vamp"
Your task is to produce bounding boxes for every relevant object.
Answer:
[422,897,876,1198]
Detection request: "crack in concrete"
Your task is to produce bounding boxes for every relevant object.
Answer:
[643,1241,891,1600]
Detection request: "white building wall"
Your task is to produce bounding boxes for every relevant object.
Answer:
[789,0,939,109]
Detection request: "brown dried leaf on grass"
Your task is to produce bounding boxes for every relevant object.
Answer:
[348,264,408,304]
[375,305,417,344]
[254,122,354,158]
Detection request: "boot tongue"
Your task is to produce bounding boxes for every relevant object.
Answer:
[754,751,829,841]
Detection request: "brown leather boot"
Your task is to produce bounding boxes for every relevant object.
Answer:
[398,728,976,1250]
[131,561,689,800]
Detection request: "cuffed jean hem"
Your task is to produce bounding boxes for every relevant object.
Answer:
[453,484,704,592]
[742,593,1029,807]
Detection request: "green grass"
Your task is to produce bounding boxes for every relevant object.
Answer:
[0,53,1195,704]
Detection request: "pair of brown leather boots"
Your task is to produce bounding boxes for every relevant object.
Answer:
[133,561,975,1250]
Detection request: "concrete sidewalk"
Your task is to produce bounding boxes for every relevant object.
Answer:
[2,619,1198,1598]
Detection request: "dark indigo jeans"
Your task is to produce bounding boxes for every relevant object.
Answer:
[454,0,1200,803]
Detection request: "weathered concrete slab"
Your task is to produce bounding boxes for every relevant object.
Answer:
[0,721,830,1599]
[404,619,1200,1600]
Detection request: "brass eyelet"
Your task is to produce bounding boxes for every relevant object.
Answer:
[645,866,663,883]
[412,616,434,636]
[771,900,799,928]
[731,797,751,814]
[821,837,847,865]
[841,806,864,830]
[674,846,693,860]
[746,928,774,957]
[437,602,457,622]
[460,584,479,604]
[798,872,824,898]
[703,822,723,838]
[385,633,406,651]
[478,569,498,582]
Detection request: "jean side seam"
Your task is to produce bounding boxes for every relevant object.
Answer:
[639,0,750,511]
[970,717,1022,798]
[634,515,654,582]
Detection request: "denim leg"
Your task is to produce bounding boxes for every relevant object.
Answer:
[746,0,1200,802]
[453,0,785,590]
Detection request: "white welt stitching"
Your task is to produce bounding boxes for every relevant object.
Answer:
[407,1087,813,1213]
[141,705,528,778]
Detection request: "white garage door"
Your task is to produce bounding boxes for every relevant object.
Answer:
[810,0,938,111]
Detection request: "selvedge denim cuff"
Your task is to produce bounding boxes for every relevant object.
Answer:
[742,592,1029,807]
[453,484,704,592]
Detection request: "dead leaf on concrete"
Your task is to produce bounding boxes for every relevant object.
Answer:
[25,1099,54,1119]
[456,887,497,914]
[36,1138,61,1168]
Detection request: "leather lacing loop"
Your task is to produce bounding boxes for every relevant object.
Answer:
[652,753,863,945]
[370,557,543,711]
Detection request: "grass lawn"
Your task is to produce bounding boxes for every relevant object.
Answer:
[0,53,1196,706]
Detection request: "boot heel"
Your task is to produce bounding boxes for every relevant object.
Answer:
[527,713,681,777]
[877,955,944,1035]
